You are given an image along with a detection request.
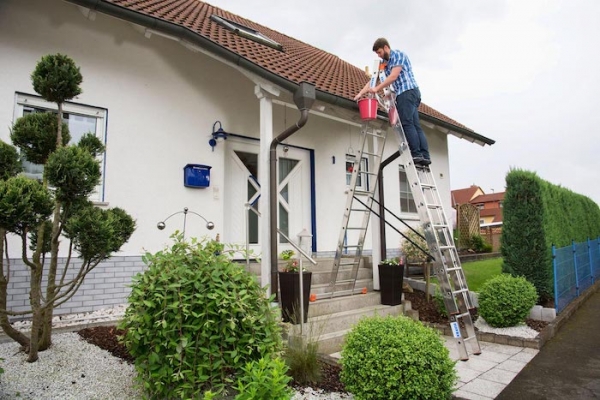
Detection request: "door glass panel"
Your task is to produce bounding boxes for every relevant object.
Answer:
[235,151,259,243]
[279,203,289,243]
[279,158,298,183]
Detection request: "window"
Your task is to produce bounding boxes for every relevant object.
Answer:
[210,15,283,51]
[13,93,107,202]
[346,154,368,190]
[399,165,417,214]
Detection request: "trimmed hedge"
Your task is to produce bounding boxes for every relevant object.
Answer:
[501,169,600,299]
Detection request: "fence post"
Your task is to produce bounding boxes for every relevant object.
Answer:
[572,240,580,297]
[589,238,594,284]
[552,244,559,313]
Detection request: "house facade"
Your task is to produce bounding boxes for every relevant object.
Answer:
[0,0,494,316]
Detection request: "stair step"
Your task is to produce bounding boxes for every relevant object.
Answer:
[308,292,381,317]
[310,279,374,295]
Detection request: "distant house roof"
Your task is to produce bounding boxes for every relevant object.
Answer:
[451,185,483,206]
[480,207,503,223]
[65,0,495,146]
[471,192,505,204]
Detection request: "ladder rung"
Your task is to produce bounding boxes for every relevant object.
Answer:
[445,267,462,272]
[350,208,369,212]
[334,279,355,284]
[344,245,361,249]
[426,204,443,209]
[361,151,381,157]
[432,224,450,229]
[452,288,470,295]
[347,227,367,230]
[360,171,379,176]
[420,183,435,189]
[463,336,478,342]
[339,261,359,266]
[366,131,385,138]
[438,245,455,251]
[354,190,373,196]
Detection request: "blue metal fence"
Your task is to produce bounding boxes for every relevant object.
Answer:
[553,237,600,313]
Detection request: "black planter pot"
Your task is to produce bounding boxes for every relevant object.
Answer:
[278,271,312,324]
[378,264,405,306]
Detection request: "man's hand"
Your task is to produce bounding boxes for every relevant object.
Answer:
[354,86,378,101]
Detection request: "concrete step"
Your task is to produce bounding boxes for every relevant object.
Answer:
[310,279,374,295]
[308,292,382,317]
[290,303,404,354]
[310,267,372,285]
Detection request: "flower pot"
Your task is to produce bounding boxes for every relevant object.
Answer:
[378,264,405,306]
[278,271,312,324]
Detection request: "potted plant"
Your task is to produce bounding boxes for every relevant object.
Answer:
[278,250,312,324]
[378,258,404,306]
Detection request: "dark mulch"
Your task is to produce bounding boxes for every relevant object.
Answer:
[76,292,547,395]
[404,289,549,332]
[77,325,347,393]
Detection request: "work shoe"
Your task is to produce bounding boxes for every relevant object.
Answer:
[413,157,431,166]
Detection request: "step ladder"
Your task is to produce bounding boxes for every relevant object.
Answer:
[322,122,388,299]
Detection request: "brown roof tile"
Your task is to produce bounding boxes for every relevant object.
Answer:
[451,185,483,206]
[471,192,505,204]
[104,0,477,132]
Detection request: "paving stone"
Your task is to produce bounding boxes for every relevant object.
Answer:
[453,389,494,399]
[460,378,507,398]
[479,368,519,385]
[497,359,527,373]
[510,350,538,363]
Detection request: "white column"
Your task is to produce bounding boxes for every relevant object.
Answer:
[255,85,274,295]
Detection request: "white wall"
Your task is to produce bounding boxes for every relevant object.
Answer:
[0,0,454,259]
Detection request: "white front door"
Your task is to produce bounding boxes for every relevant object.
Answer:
[224,138,311,255]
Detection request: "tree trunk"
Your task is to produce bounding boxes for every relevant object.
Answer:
[27,267,43,362]
[0,231,30,347]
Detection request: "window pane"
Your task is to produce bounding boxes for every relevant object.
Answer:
[279,158,298,183]
[399,166,416,214]
[67,114,96,144]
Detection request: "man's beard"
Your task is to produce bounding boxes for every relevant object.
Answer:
[383,51,390,61]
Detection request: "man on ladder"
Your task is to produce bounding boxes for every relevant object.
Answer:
[351,37,481,361]
[354,37,431,166]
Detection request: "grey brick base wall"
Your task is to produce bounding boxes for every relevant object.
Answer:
[5,256,147,321]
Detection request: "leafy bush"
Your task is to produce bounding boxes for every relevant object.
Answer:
[433,287,448,318]
[400,228,430,263]
[468,235,493,253]
[120,236,283,398]
[31,53,82,104]
[10,112,70,165]
[234,357,293,400]
[340,315,456,400]
[478,274,538,328]
[0,141,22,181]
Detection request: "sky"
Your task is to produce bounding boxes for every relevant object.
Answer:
[208,0,600,204]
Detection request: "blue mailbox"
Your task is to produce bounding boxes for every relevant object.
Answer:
[183,164,211,188]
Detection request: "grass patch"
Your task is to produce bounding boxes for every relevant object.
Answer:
[430,257,503,292]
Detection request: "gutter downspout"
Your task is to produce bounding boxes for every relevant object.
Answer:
[378,150,400,261]
[270,82,315,298]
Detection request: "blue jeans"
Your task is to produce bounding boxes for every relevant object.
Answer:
[396,88,430,160]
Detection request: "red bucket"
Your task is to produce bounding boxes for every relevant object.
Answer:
[358,98,378,120]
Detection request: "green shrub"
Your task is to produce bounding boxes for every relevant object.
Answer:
[340,315,456,400]
[468,235,492,253]
[400,227,429,263]
[0,140,22,181]
[283,340,321,385]
[478,274,538,328]
[234,356,293,400]
[120,236,283,398]
[434,287,448,318]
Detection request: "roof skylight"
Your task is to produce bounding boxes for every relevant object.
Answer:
[211,15,283,51]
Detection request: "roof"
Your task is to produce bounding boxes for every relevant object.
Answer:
[479,207,503,223]
[471,192,505,204]
[451,185,483,206]
[67,0,494,145]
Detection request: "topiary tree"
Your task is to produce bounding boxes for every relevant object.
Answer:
[478,274,538,328]
[0,54,135,362]
[120,236,283,398]
[340,315,456,400]
[0,141,22,181]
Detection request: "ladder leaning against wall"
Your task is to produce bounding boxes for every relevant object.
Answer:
[324,60,481,360]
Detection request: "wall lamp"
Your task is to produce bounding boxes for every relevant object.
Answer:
[208,121,228,151]
[157,207,214,239]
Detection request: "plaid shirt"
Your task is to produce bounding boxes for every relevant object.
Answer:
[383,49,418,94]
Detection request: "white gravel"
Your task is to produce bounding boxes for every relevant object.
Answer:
[0,333,141,399]
[0,305,353,399]
[474,317,540,339]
